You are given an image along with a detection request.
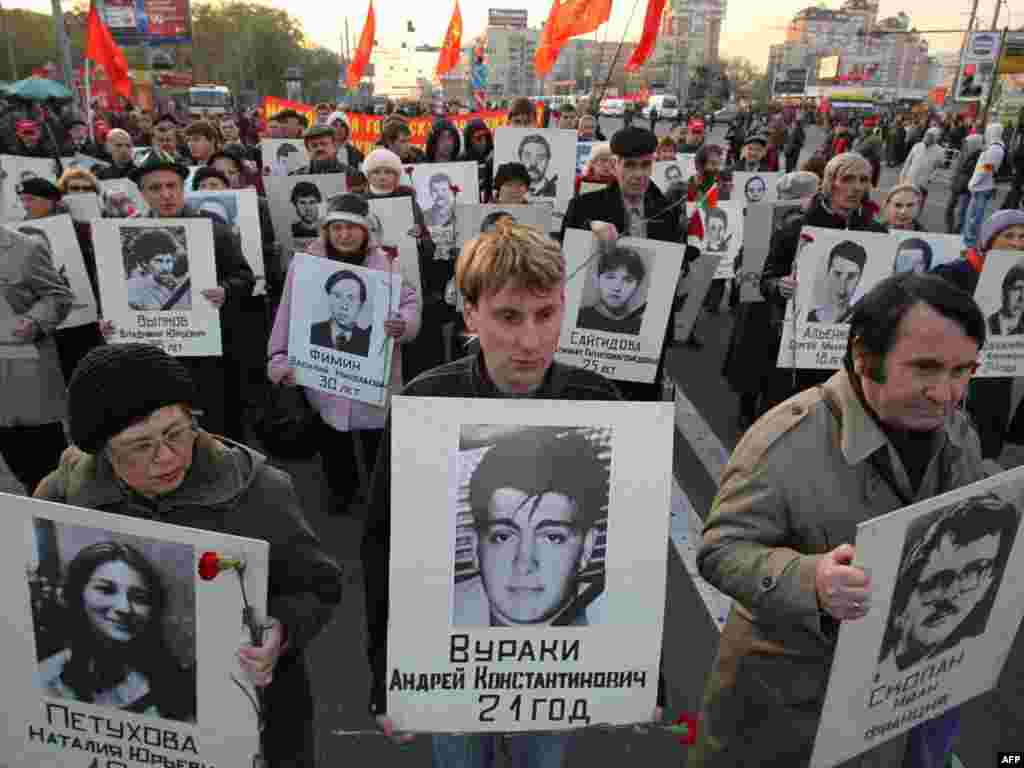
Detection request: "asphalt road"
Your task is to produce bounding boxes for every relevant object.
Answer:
[2,122,1022,767]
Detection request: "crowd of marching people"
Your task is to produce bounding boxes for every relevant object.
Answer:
[3,90,1024,768]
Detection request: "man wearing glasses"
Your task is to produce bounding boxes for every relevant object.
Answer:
[877,493,1020,675]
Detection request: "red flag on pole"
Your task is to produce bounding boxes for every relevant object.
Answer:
[85,1,132,100]
[625,0,668,72]
[436,2,463,77]
[347,1,376,88]
[535,0,612,77]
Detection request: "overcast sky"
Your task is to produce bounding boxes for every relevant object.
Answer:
[11,0,999,67]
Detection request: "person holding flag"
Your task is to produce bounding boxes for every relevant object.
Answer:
[560,126,684,401]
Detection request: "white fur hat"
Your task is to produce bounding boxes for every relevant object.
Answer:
[362,148,402,176]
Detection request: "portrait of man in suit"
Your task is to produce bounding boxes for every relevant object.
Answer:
[988,263,1024,336]
[806,239,867,323]
[309,268,372,356]
[423,172,455,228]
[518,134,558,198]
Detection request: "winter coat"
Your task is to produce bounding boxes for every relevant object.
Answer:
[425,119,462,163]
[0,226,73,427]
[457,118,494,201]
[268,240,421,432]
[691,370,988,767]
[34,433,344,767]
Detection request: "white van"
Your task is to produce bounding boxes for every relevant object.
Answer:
[644,94,679,120]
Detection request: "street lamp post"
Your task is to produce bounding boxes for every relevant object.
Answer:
[50,0,74,86]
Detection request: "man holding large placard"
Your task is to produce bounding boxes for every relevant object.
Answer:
[692,273,991,767]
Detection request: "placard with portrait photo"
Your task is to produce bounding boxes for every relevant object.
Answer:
[92,218,222,357]
[259,138,308,176]
[264,173,347,270]
[387,397,672,732]
[971,249,1024,377]
[0,492,269,768]
[888,232,963,276]
[492,127,577,219]
[409,162,481,250]
[184,188,266,296]
[286,252,401,407]
[367,195,422,302]
[704,201,744,280]
[13,214,98,328]
[776,227,895,370]
[455,203,554,250]
[557,228,684,383]
[1,155,60,222]
[809,466,1024,768]
[99,178,149,217]
[731,171,783,205]
[652,159,690,196]
[738,201,803,303]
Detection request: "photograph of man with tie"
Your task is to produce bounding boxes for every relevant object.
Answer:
[309,268,372,357]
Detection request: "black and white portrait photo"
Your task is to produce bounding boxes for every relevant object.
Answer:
[705,207,732,254]
[986,262,1024,336]
[876,493,1020,677]
[422,172,456,228]
[893,237,935,276]
[29,518,197,723]
[190,193,239,229]
[664,163,684,187]
[744,175,768,204]
[518,134,558,198]
[309,268,373,357]
[576,244,650,335]
[290,181,322,240]
[806,239,867,323]
[452,425,611,628]
[121,226,191,311]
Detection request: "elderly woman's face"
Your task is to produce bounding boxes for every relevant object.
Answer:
[83,560,153,643]
[107,404,196,499]
[990,225,1024,252]
[369,167,399,193]
[830,160,872,214]
[886,190,921,229]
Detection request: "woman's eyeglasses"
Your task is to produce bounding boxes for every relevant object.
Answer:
[66,184,97,194]
[108,420,198,468]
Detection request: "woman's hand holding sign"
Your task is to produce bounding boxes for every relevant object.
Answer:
[384,314,406,339]
[237,617,285,688]
[816,543,871,621]
[778,274,798,300]
[202,287,226,308]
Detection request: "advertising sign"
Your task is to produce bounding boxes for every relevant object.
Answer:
[97,0,192,45]
[955,31,1002,103]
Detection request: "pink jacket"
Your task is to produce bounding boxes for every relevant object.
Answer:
[268,239,421,432]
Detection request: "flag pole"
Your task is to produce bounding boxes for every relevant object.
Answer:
[85,58,94,143]
[595,0,644,110]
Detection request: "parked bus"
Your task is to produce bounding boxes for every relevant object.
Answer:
[187,84,234,119]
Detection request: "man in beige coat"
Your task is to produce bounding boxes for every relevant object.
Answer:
[692,272,992,767]
[0,226,72,492]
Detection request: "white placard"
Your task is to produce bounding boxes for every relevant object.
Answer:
[366,196,421,301]
[387,398,672,732]
[731,171,783,205]
[738,201,803,303]
[493,128,577,221]
[705,201,744,280]
[652,160,690,195]
[557,228,684,383]
[776,228,896,370]
[890,231,963,275]
[63,193,103,222]
[0,492,268,768]
[92,218,223,357]
[260,139,308,176]
[264,173,346,267]
[13,215,98,328]
[409,162,481,250]
[1,155,60,222]
[455,203,554,250]
[973,250,1024,377]
[185,189,266,296]
[286,252,400,406]
[810,467,1024,767]
[99,179,149,217]
[61,154,109,174]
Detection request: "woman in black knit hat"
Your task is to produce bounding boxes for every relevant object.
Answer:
[34,343,343,768]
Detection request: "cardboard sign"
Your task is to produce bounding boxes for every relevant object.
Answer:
[387,398,672,731]
[731,172,783,205]
[493,128,578,222]
[811,467,1024,767]
[286,253,400,407]
[184,189,266,296]
[260,139,308,177]
[738,201,803,303]
[0,491,269,768]
[558,229,684,383]
[1,155,60,222]
[93,218,223,357]
[264,173,347,271]
[366,196,422,302]
[409,162,482,250]
[973,249,1024,377]
[13,215,98,328]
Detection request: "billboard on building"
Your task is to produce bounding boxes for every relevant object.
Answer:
[955,31,1002,102]
[818,55,840,81]
[774,67,808,96]
[488,8,528,29]
[97,0,192,45]
[999,31,1024,76]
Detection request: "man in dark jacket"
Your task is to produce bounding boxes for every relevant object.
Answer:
[561,126,685,402]
[783,117,805,173]
[458,118,494,201]
[96,128,137,180]
[35,343,342,768]
[363,222,667,763]
[946,133,985,234]
[122,151,256,440]
[290,125,352,176]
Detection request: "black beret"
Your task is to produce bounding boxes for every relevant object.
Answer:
[610,126,657,158]
[192,166,230,190]
[19,177,61,200]
[743,133,769,146]
[494,162,531,190]
[131,150,189,185]
[68,344,196,453]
